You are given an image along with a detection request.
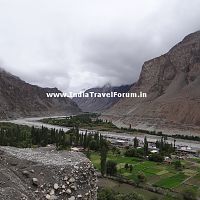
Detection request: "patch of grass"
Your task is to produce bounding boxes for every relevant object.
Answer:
[154,173,188,189]
[156,170,169,176]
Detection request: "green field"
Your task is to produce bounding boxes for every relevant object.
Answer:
[90,152,200,192]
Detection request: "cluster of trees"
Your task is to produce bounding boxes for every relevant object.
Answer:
[148,153,164,162]
[0,123,70,148]
[121,126,200,142]
[155,137,174,155]
[0,123,31,147]
[123,136,176,163]
[0,122,109,153]
[124,147,144,158]
[41,114,117,130]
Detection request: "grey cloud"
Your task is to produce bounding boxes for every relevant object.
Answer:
[0,0,200,92]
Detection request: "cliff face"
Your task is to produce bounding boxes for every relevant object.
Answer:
[0,69,81,119]
[73,84,132,113]
[103,31,200,133]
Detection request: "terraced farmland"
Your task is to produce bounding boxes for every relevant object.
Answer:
[90,152,200,193]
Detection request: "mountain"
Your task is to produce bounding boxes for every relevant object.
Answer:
[0,68,81,119]
[73,84,132,112]
[103,31,200,134]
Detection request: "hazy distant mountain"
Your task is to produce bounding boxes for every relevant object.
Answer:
[103,31,200,133]
[0,69,81,119]
[73,84,132,112]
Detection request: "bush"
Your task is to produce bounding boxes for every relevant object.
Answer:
[173,160,182,170]
[137,172,147,184]
[124,148,137,157]
[182,188,198,200]
[149,153,164,162]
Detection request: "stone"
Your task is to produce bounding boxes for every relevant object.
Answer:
[22,170,29,178]
[68,196,75,200]
[54,183,59,190]
[69,177,75,183]
[32,178,39,186]
[50,189,55,195]
[46,194,51,200]
[66,189,72,194]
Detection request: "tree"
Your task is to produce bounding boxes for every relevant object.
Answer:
[144,136,148,156]
[173,160,182,170]
[89,140,97,150]
[112,146,117,155]
[106,160,117,176]
[129,165,133,172]
[100,139,108,176]
[134,137,139,148]
[124,163,129,170]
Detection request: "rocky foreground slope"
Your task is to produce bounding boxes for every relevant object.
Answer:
[73,84,132,113]
[103,31,200,134]
[0,69,81,119]
[0,146,97,200]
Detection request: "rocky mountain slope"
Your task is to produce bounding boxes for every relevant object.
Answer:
[0,69,81,119]
[103,31,200,134]
[0,146,97,200]
[73,84,132,112]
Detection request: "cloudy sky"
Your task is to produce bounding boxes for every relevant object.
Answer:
[0,0,200,92]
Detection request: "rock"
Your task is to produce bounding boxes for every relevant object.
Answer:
[0,146,97,200]
[77,194,82,198]
[66,189,72,194]
[50,189,55,195]
[46,194,51,200]
[68,196,75,200]
[69,177,75,183]
[32,178,39,186]
[54,183,59,190]
[22,170,29,178]
[70,185,77,190]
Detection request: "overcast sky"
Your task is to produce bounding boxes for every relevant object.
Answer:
[0,0,200,92]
